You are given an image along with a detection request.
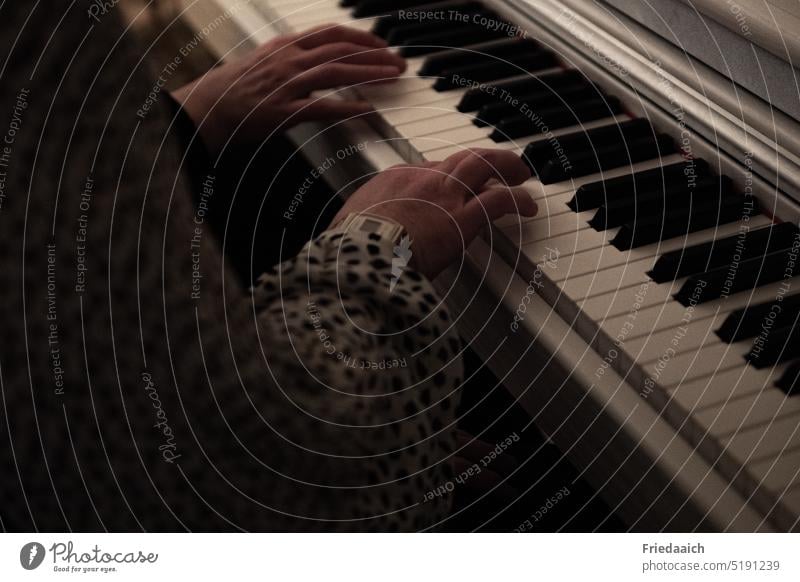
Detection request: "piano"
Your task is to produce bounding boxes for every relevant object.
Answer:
[179,0,800,531]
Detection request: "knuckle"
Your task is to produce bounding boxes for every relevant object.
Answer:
[330,42,360,57]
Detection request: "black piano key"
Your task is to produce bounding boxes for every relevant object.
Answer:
[489,97,622,143]
[567,160,709,212]
[341,0,358,6]
[611,196,758,250]
[434,50,557,91]
[419,37,538,76]
[522,118,651,172]
[399,26,511,57]
[589,176,731,231]
[537,133,674,184]
[776,360,800,395]
[354,0,437,18]
[385,9,497,45]
[457,70,587,111]
[474,84,592,126]
[386,21,467,46]
[652,222,800,284]
[374,1,485,38]
[746,317,800,368]
[675,246,791,306]
[717,291,800,343]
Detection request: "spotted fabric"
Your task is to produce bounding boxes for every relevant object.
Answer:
[0,3,462,531]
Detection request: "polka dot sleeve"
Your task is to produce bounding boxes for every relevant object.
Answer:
[247,228,464,530]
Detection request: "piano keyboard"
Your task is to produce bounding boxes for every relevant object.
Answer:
[254,0,800,527]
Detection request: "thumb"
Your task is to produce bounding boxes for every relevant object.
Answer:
[459,186,538,239]
[291,97,374,123]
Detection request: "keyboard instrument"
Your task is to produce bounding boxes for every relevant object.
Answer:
[180,0,800,531]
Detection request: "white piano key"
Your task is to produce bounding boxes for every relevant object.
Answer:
[266,0,336,7]
[414,114,635,158]
[544,217,770,282]
[623,277,800,361]
[405,106,638,156]
[273,7,377,33]
[369,87,468,110]
[399,57,427,78]
[493,185,574,226]
[278,5,348,24]
[517,225,611,262]
[395,111,476,139]
[409,125,497,154]
[523,190,575,219]
[668,364,780,414]
[359,76,437,98]
[379,95,466,125]
[579,281,682,322]
[537,243,628,281]
[336,19,376,31]
[695,383,800,437]
[502,211,594,246]
[599,271,787,342]
[422,137,523,160]
[724,414,800,463]
[421,115,635,162]
[560,255,656,301]
[288,18,378,32]
[499,154,688,241]
[623,313,724,359]
[642,341,746,387]
[751,448,800,491]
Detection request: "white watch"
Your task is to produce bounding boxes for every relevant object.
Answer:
[331,212,407,244]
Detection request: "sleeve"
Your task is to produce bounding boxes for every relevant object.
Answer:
[247,227,465,530]
[161,92,215,205]
[0,2,463,532]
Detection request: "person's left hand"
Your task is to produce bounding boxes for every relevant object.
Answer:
[170,24,406,156]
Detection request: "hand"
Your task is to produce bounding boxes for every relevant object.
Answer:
[331,149,537,279]
[170,24,406,155]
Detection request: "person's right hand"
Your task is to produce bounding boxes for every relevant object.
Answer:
[331,149,537,279]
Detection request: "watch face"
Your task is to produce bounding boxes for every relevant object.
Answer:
[359,218,383,233]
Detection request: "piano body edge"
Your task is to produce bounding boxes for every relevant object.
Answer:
[437,239,771,532]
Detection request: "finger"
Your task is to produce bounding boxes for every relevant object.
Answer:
[450,149,532,193]
[297,43,406,72]
[290,63,402,93]
[436,148,484,174]
[290,97,374,123]
[294,24,389,50]
[459,186,538,238]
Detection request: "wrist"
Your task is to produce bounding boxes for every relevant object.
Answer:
[170,81,227,156]
[328,212,408,245]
